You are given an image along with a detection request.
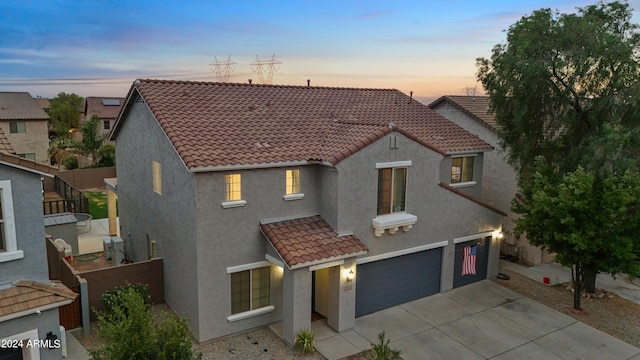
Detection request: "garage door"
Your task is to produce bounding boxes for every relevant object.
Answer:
[356,248,442,317]
[453,236,490,288]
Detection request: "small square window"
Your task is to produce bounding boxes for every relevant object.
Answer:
[225,174,242,201]
[9,122,26,134]
[451,157,474,184]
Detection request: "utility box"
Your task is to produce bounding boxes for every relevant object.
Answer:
[103,237,113,260]
[111,237,124,265]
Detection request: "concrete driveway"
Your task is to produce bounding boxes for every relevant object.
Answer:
[314,281,640,360]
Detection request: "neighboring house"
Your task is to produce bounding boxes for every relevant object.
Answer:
[84,96,126,135]
[110,80,505,344]
[0,92,50,163]
[0,153,76,360]
[34,97,51,114]
[429,95,553,265]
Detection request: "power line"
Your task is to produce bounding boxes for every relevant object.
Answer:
[250,55,281,84]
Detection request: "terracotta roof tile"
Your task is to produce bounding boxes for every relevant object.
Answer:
[429,95,497,130]
[0,152,59,177]
[0,92,50,120]
[0,281,77,318]
[261,215,368,268]
[114,80,492,169]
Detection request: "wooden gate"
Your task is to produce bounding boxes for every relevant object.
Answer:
[59,287,81,330]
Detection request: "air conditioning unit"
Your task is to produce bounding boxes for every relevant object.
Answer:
[103,237,113,260]
[111,237,124,265]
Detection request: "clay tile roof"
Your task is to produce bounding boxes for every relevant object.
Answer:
[0,152,59,177]
[0,280,77,319]
[114,80,492,170]
[429,95,497,131]
[85,96,126,120]
[261,215,368,268]
[0,92,50,120]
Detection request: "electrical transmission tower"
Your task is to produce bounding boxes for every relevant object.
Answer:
[250,55,281,84]
[209,56,236,82]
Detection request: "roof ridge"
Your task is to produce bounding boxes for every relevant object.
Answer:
[135,78,399,92]
[12,280,77,300]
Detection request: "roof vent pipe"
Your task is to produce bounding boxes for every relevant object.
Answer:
[307,79,310,87]
[248,79,253,85]
[409,91,413,103]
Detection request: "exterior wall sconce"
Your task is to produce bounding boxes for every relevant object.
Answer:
[345,269,355,282]
[493,229,504,239]
[45,331,59,349]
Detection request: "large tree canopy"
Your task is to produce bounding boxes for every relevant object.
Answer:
[477,1,640,310]
[48,92,84,134]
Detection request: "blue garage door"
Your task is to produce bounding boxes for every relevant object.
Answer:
[453,236,490,288]
[356,248,442,317]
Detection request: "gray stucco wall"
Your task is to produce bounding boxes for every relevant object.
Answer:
[193,165,322,341]
[0,308,62,360]
[335,132,502,255]
[114,98,200,337]
[0,165,49,286]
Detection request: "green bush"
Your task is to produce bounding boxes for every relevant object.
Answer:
[294,328,316,354]
[91,287,201,360]
[100,283,150,316]
[63,155,78,170]
[369,331,401,360]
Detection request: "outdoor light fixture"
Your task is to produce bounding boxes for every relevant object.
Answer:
[345,269,355,282]
[493,230,504,239]
[45,331,58,349]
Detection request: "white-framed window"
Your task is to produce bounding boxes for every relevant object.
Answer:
[222,174,246,208]
[1,329,40,360]
[283,169,304,200]
[230,266,270,315]
[152,161,162,195]
[377,167,407,215]
[0,180,23,262]
[9,122,26,134]
[451,156,475,184]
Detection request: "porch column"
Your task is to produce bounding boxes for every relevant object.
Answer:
[282,267,311,345]
[104,178,118,236]
[327,257,357,332]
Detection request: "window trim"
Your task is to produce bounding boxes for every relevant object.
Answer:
[284,169,304,200]
[450,154,476,185]
[377,167,408,215]
[0,180,24,263]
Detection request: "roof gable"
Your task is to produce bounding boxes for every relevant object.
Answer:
[113,80,493,170]
[85,96,126,120]
[0,92,49,121]
[429,96,497,131]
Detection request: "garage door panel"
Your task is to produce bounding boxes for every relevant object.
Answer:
[356,248,442,317]
[453,236,490,288]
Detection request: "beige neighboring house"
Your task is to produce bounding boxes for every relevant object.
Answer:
[429,95,553,265]
[0,92,50,163]
[84,96,125,135]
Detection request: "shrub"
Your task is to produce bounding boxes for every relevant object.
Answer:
[63,155,78,170]
[294,328,316,354]
[100,283,150,316]
[369,331,401,360]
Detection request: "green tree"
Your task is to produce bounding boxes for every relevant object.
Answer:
[90,287,201,360]
[476,1,640,308]
[49,92,84,134]
[516,159,640,310]
[78,115,105,166]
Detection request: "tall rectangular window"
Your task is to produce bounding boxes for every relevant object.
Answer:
[152,161,162,195]
[103,120,111,130]
[225,174,242,201]
[285,169,300,195]
[231,266,270,314]
[377,167,407,215]
[0,180,21,262]
[9,122,26,134]
[451,156,474,183]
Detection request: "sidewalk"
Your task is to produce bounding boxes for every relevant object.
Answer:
[500,259,640,305]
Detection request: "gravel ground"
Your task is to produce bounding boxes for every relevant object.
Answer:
[78,270,640,359]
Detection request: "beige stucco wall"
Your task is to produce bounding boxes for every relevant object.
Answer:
[0,120,49,163]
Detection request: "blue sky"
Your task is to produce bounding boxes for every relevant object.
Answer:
[2,0,638,102]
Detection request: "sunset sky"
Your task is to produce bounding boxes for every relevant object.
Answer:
[2,0,638,103]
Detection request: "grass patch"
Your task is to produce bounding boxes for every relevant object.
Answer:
[84,191,117,219]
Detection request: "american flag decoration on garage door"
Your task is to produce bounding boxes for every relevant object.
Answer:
[462,244,477,276]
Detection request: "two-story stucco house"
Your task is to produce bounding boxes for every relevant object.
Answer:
[429,95,552,265]
[0,92,50,163]
[0,153,76,360]
[110,80,506,344]
[84,96,126,135]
